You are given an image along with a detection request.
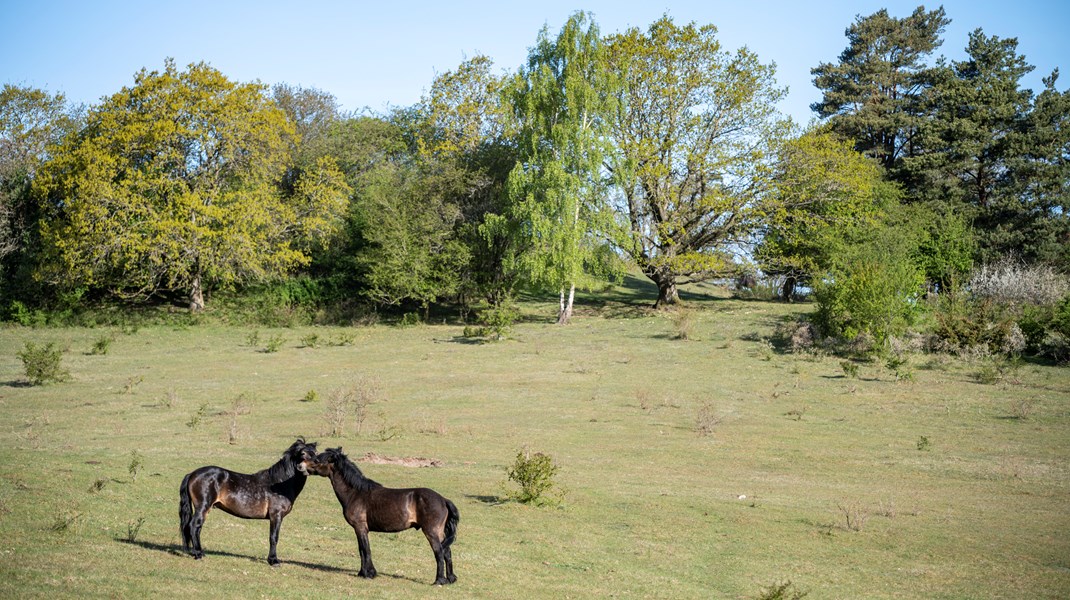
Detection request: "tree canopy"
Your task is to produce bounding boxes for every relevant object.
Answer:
[35,60,348,310]
[605,16,789,305]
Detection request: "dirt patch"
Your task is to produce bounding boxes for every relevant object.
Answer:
[358,452,443,468]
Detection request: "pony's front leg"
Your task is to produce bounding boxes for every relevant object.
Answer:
[267,512,284,566]
[354,527,377,578]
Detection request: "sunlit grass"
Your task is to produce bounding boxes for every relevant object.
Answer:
[0,281,1067,598]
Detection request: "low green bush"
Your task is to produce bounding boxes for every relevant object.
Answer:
[16,342,70,385]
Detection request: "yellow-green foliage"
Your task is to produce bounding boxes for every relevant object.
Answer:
[35,60,348,306]
[757,128,886,279]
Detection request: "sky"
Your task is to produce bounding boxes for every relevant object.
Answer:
[2,1,1068,126]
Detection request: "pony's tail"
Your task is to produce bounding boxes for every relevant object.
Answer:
[179,472,193,552]
[443,498,460,548]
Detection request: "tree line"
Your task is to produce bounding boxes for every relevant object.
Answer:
[1,8,1067,350]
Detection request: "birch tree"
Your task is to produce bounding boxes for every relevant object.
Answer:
[504,12,620,323]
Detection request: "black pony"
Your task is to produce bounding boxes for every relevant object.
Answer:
[298,447,459,585]
[179,438,317,565]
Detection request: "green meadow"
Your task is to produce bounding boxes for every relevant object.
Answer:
[1,282,1068,599]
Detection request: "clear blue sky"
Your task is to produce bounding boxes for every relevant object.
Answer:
[2,1,1067,125]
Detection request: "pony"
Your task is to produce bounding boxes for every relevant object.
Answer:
[179,438,317,565]
[298,447,459,585]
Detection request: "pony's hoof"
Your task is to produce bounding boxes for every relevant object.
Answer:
[359,569,377,579]
[192,552,204,560]
[268,559,280,567]
[448,574,457,584]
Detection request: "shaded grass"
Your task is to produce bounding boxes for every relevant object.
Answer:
[0,291,1068,598]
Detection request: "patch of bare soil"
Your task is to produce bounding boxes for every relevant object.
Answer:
[358,452,443,468]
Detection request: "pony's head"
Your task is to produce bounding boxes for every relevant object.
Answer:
[286,438,318,474]
[299,446,345,477]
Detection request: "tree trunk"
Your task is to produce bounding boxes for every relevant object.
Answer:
[557,284,576,325]
[189,273,205,312]
[655,279,679,308]
[781,276,797,302]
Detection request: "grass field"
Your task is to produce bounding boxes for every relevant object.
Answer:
[1,280,1068,599]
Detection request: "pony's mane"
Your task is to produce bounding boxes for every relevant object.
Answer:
[325,448,381,491]
[260,439,313,484]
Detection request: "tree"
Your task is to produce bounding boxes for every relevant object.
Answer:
[811,6,949,170]
[503,12,621,324]
[755,128,887,300]
[0,85,77,300]
[903,30,1040,263]
[272,83,343,191]
[401,55,518,306]
[352,159,469,313]
[36,60,348,310]
[604,16,788,306]
[1013,70,1070,267]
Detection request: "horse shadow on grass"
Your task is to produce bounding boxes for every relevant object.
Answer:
[117,538,425,583]
[117,538,354,575]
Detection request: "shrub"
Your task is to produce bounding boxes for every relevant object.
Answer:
[670,308,697,340]
[756,581,810,600]
[89,335,113,355]
[695,402,722,436]
[505,449,562,506]
[969,257,1068,306]
[128,451,144,482]
[482,298,519,340]
[322,376,382,437]
[17,342,70,385]
[812,230,924,352]
[263,333,286,353]
[398,312,422,327]
[1018,295,1070,362]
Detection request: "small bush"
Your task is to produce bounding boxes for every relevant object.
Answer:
[300,333,320,348]
[756,581,810,600]
[263,333,286,353]
[128,451,144,482]
[17,342,70,385]
[482,298,519,341]
[125,517,146,543]
[670,308,697,340]
[302,389,319,403]
[186,402,209,429]
[322,376,383,437]
[840,360,859,379]
[398,312,422,327]
[695,402,722,436]
[89,335,113,355]
[837,500,869,532]
[505,449,562,506]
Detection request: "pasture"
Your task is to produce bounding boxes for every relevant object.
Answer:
[0,283,1068,599]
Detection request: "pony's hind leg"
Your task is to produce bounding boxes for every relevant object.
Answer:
[190,500,211,559]
[444,545,456,584]
[424,531,449,585]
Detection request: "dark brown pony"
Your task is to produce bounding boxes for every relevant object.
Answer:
[179,438,317,565]
[298,447,459,585]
